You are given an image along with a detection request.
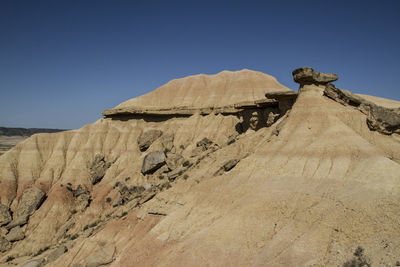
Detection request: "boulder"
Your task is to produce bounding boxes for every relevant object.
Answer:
[141,151,166,175]
[84,243,115,267]
[5,226,25,242]
[0,204,12,226]
[89,154,110,185]
[365,104,400,135]
[293,67,338,85]
[15,187,46,222]
[137,130,163,151]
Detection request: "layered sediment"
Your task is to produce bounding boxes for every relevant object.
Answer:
[0,69,400,266]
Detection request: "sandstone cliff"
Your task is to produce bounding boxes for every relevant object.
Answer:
[0,69,399,266]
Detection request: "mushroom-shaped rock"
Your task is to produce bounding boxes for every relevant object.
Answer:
[0,204,12,226]
[141,151,166,175]
[293,67,338,85]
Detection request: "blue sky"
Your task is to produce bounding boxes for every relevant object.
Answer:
[1,0,399,129]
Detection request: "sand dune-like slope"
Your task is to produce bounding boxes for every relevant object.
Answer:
[0,70,399,266]
[113,69,291,110]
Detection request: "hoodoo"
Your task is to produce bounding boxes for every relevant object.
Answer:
[0,69,400,266]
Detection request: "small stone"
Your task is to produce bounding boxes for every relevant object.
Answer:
[6,226,25,242]
[223,159,240,172]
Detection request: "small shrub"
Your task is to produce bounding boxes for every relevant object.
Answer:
[343,246,371,267]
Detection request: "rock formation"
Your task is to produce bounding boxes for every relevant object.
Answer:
[292,67,338,84]
[0,69,400,266]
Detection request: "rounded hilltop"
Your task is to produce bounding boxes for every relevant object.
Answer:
[106,69,292,112]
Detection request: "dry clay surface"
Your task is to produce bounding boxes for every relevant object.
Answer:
[0,70,399,266]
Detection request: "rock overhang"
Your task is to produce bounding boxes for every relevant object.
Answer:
[102,69,294,118]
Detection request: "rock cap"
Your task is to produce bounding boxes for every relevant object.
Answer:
[293,67,338,85]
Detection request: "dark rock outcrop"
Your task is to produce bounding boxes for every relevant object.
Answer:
[364,104,400,135]
[324,84,400,135]
[89,154,110,185]
[191,138,217,157]
[223,159,240,172]
[293,67,338,85]
[137,130,163,151]
[7,187,45,228]
[141,151,166,175]
[67,184,91,212]
[0,204,12,226]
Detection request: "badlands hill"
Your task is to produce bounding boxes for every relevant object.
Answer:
[0,68,400,266]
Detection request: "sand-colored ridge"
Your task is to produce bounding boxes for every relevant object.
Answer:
[0,69,400,266]
[106,69,292,113]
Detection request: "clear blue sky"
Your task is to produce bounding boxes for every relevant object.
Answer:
[1,0,399,129]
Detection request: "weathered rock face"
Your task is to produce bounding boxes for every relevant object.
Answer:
[12,187,45,225]
[0,237,10,252]
[67,184,91,212]
[5,226,25,242]
[137,129,163,151]
[293,67,338,85]
[365,103,400,135]
[47,245,68,263]
[0,204,12,226]
[89,154,110,185]
[1,69,400,266]
[324,83,400,135]
[141,151,167,174]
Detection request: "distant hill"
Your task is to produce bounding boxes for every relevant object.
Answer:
[0,126,66,156]
[0,126,66,137]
